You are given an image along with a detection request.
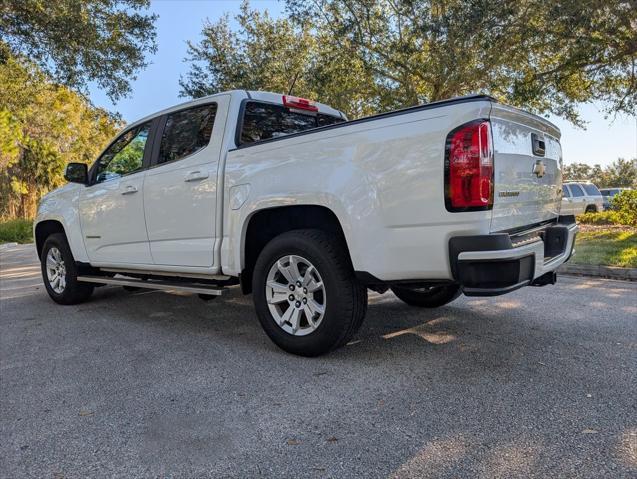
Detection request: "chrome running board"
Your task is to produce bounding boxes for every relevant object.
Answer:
[77,275,227,296]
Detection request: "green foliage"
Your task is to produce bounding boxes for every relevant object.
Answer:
[0,56,122,219]
[0,0,155,219]
[571,229,637,268]
[578,191,637,227]
[563,159,637,188]
[0,218,33,244]
[180,4,315,98]
[0,0,157,101]
[286,0,637,124]
[610,190,637,226]
[182,0,637,123]
[577,211,623,226]
[563,163,598,183]
[0,108,21,169]
[180,1,394,118]
[108,137,146,176]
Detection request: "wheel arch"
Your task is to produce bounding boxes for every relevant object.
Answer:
[35,220,66,259]
[239,205,353,294]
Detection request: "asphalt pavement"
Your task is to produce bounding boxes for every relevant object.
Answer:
[1,244,636,478]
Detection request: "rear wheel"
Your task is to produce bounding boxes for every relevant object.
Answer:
[391,284,462,308]
[41,233,94,305]
[585,205,597,213]
[252,229,367,356]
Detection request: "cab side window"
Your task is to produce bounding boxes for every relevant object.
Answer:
[157,104,217,165]
[94,122,151,183]
[562,185,571,197]
[570,184,585,197]
[582,184,600,196]
[239,101,345,145]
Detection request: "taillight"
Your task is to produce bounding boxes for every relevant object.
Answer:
[282,95,318,112]
[444,120,494,211]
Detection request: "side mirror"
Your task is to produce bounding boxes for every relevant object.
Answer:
[64,163,88,185]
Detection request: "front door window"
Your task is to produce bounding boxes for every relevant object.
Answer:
[94,122,151,183]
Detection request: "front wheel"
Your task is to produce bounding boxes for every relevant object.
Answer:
[252,229,367,357]
[41,233,94,305]
[391,284,462,308]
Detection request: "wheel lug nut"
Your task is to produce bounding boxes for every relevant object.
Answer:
[303,288,307,294]
[302,298,307,304]
[296,281,302,287]
[289,284,295,291]
[295,301,301,308]
[289,294,294,301]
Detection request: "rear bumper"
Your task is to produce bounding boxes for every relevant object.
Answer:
[449,216,578,296]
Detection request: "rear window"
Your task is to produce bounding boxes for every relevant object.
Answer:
[582,184,601,196]
[239,101,344,145]
[158,104,217,165]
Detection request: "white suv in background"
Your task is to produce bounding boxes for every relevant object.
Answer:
[600,187,632,210]
[561,182,604,215]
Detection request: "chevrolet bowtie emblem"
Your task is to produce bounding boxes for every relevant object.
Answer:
[532,159,546,178]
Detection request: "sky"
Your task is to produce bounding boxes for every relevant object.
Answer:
[88,0,637,167]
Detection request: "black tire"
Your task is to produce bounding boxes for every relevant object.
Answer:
[585,205,597,213]
[252,229,367,357]
[123,285,142,292]
[40,233,94,305]
[391,284,462,308]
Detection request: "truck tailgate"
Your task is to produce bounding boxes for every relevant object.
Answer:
[489,104,562,233]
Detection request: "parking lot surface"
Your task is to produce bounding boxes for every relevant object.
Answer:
[1,244,636,478]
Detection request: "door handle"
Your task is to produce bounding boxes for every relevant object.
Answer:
[121,185,138,195]
[184,170,209,182]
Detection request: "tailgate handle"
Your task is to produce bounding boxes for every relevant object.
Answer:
[531,133,546,157]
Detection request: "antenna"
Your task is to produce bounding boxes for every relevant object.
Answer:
[287,71,299,96]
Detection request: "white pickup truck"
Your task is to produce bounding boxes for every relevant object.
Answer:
[35,90,578,356]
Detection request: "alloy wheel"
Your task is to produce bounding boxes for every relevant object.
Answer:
[265,255,326,336]
[46,247,66,294]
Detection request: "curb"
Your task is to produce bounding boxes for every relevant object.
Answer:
[558,263,637,281]
[0,242,18,251]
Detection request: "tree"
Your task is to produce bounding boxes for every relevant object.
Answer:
[279,0,636,124]
[563,158,637,187]
[0,56,121,219]
[182,0,637,123]
[0,0,157,101]
[180,3,316,100]
[563,163,594,182]
[0,109,21,170]
[180,1,380,118]
[602,158,637,187]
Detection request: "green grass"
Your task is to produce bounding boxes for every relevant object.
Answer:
[571,229,637,268]
[0,219,34,244]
